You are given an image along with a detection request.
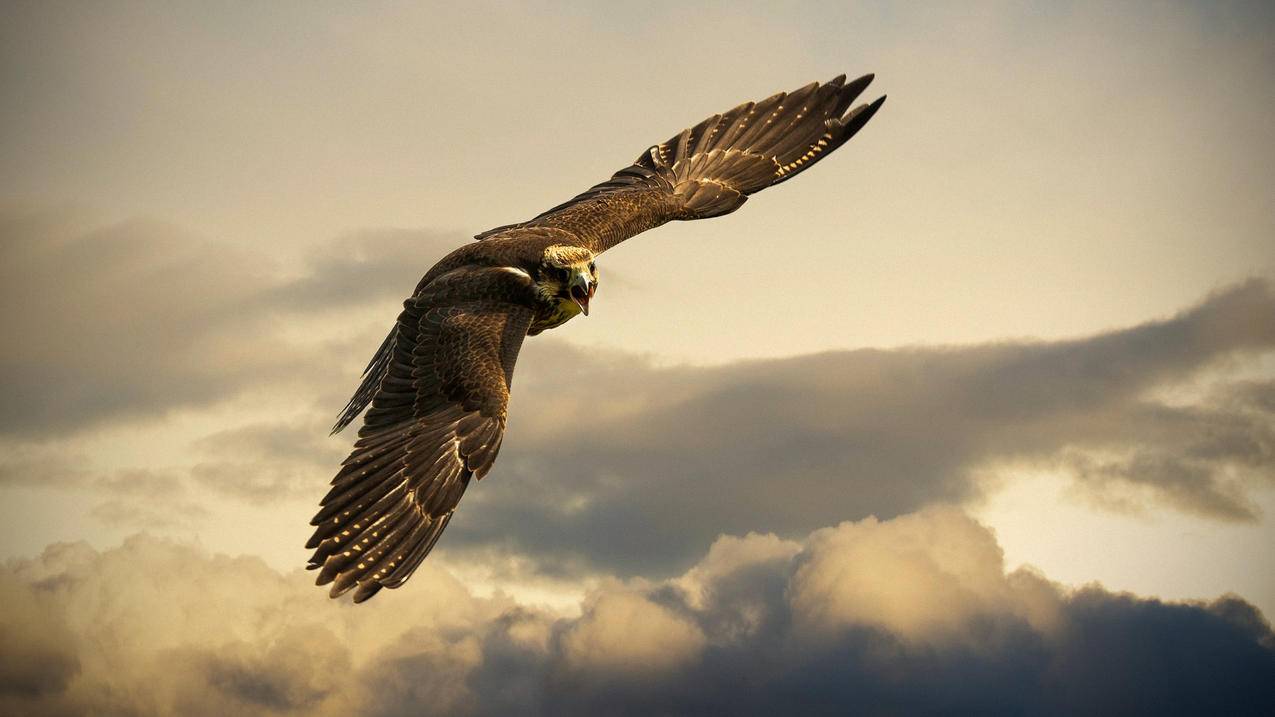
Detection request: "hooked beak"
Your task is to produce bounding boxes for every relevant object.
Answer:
[569,272,596,316]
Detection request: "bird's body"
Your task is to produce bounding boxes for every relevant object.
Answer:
[307,74,886,601]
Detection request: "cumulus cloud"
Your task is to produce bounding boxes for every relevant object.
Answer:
[788,508,1035,641]
[2,510,1272,716]
[0,208,458,437]
[560,591,706,678]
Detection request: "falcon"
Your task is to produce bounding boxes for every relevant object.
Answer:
[307,74,886,601]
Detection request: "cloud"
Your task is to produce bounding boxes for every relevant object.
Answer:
[788,508,1031,642]
[3,510,1272,716]
[9,207,1272,596]
[0,572,79,701]
[0,208,458,437]
[191,420,347,502]
[560,591,706,678]
[88,496,208,531]
[0,451,88,490]
[0,454,208,531]
[6,208,1272,586]
[447,280,1275,576]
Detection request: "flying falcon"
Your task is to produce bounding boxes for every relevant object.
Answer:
[307,74,886,601]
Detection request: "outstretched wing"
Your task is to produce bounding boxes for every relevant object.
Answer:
[307,267,535,602]
[475,73,885,253]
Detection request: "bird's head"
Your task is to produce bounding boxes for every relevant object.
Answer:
[535,245,598,316]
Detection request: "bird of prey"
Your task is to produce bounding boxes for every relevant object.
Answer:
[307,73,886,602]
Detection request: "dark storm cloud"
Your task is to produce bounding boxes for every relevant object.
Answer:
[0,208,459,437]
[448,280,1275,575]
[2,511,1272,716]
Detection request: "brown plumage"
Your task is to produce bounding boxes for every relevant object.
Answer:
[307,73,886,601]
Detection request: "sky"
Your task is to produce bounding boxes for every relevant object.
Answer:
[2,1,1274,715]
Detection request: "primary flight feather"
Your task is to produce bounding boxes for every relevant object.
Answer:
[307,73,886,602]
